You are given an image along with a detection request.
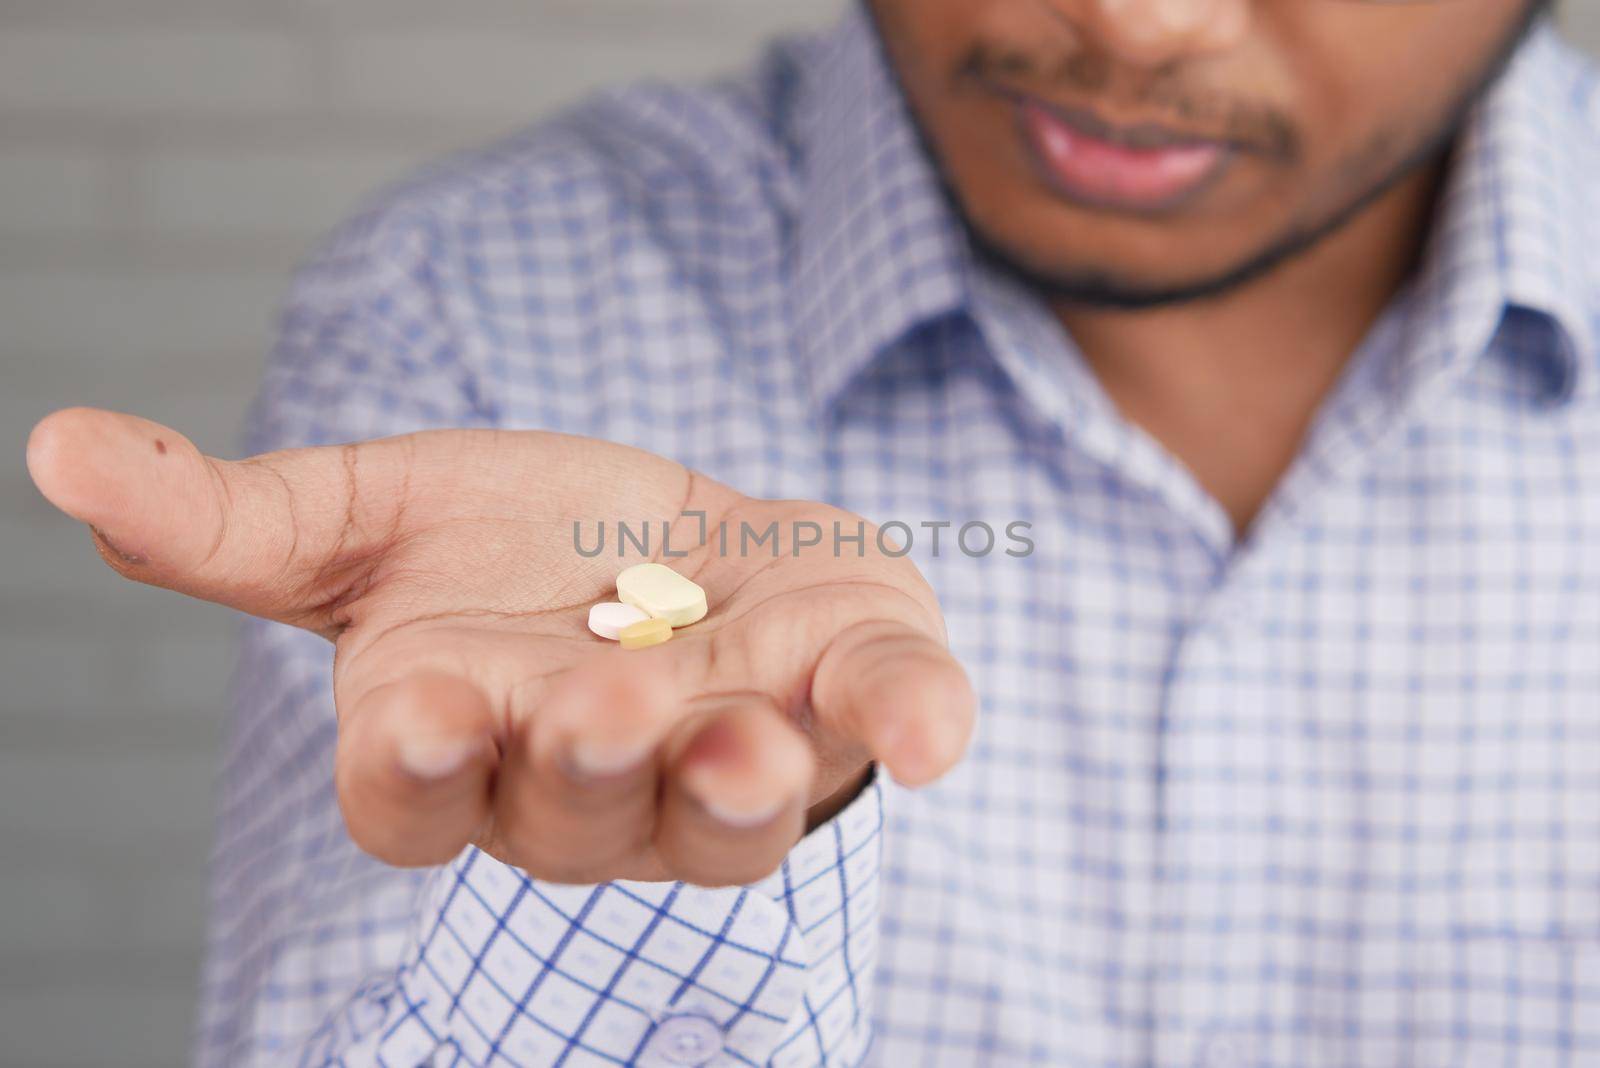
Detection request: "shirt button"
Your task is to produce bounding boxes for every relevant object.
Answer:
[646,1014,724,1066]
[1197,1034,1245,1068]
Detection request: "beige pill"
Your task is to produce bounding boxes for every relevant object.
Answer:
[619,617,673,650]
[616,563,708,627]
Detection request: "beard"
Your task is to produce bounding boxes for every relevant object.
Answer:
[923,0,1549,312]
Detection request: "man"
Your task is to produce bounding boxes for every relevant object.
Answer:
[24,0,1600,1063]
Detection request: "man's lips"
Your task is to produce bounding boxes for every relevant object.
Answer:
[1015,97,1232,213]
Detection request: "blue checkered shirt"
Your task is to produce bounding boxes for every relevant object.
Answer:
[197,8,1600,1066]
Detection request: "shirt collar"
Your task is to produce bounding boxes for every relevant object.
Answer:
[1401,18,1600,407]
[789,10,1600,415]
[789,2,973,414]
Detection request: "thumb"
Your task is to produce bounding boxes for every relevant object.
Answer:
[26,406,413,634]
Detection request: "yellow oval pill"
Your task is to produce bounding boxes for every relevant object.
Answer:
[619,616,673,650]
[616,562,708,628]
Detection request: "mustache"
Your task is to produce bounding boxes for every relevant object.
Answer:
[957,39,1301,162]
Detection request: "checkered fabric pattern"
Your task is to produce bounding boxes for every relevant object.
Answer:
[197,5,1600,1066]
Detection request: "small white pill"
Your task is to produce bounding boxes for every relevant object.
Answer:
[587,601,650,641]
[616,563,708,627]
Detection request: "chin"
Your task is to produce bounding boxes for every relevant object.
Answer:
[966,219,1261,310]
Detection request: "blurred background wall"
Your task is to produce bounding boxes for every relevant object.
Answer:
[2,5,1597,1066]
[0,4,841,1065]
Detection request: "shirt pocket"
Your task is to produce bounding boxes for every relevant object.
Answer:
[1404,730,1600,1066]
[1442,749,1600,945]
[1411,933,1600,1067]
[1351,695,1600,1065]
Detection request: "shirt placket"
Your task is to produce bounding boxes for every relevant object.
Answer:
[968,277,1268,1064]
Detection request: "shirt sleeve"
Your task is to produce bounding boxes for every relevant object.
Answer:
[201,202,888,1068]
[316,777,886,1068]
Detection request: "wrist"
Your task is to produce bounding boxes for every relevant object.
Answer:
[805,763,873,833]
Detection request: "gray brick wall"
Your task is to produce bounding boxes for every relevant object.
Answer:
[3,6,1597,1066]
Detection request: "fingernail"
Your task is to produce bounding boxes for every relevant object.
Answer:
[566,736,654,779]
[699,794,788,829]
[875,718,936,785]
[680,763,790,828]
[397,736,478,781]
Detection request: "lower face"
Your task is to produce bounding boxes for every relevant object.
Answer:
[868,0,1541,306]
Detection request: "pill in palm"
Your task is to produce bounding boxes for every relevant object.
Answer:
[619,616,673,650]
[587,602,650,641]
[616,563,708,627]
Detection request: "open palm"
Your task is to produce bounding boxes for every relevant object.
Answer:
[26,408,975,886]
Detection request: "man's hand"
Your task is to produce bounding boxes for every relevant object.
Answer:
[26,408,975,886]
